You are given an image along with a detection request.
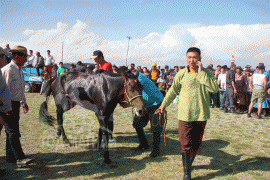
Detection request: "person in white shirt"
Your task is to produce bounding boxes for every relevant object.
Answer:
[1,45,33,167]
[45,50,55,75]
[25,50,35,67]
[44,50,55,66]
[218,66,227,110]
[247,63,267,119]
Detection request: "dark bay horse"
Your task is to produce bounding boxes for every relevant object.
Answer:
[39,70,146,164]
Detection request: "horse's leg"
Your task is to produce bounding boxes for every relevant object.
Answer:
[56,104,72,146]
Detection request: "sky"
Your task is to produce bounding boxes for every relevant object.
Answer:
[1,0,270,69]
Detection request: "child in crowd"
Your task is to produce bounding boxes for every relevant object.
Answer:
[40,66,51,95]
[157,74,166,96]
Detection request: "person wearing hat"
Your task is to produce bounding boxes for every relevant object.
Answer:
[247,63,268,119]
[224,64,237,113]
[1,45,33,167]
[91,50,113,72]
[159,47,219,180]
[90,50,114,149]
[150,62,160,86]
[252,63,270,117]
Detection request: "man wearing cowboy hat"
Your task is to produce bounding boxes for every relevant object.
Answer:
[1,45,33,167]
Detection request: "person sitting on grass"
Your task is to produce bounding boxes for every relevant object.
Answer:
[247,63,268,119]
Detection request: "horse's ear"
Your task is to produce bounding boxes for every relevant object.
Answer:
[120,71,128,80]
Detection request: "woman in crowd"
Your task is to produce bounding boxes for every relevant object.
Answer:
[234,66,248,112]
[142,67,151,79]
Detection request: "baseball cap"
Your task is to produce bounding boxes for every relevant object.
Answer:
[90,50,103,59]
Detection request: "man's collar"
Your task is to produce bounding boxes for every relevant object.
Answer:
[11,60,20,70]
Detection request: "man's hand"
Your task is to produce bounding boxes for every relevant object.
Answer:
[159,104,166,113]
[234,89,237,94]
[197,61,203,73]
[22,103,29,114]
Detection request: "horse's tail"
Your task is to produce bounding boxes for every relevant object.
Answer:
[39,80,56,126]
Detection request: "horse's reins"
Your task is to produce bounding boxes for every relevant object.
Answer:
[150,109,168,146]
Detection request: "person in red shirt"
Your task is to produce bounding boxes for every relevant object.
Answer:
[91,50,113,72]
[90,50,114,149]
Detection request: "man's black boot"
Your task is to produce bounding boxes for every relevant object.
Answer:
[149,131,161,158]
[134,128,149,151]
[182,152,191,180]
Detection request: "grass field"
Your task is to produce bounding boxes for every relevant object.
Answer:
[0,93,270,180]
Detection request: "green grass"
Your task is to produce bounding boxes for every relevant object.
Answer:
[0,93,269,179]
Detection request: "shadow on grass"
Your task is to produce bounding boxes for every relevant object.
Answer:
[0,146,167,179]
[193,139,270,180]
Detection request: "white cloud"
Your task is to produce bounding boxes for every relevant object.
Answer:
[1,21,270,68]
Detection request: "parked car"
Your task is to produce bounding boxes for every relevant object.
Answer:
[22,67,43,93]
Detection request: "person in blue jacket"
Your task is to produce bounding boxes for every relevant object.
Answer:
[121,66,164,157]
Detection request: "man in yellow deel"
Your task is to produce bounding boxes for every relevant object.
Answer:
[160,47,219,180]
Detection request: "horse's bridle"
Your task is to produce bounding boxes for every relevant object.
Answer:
[121,80,143,106]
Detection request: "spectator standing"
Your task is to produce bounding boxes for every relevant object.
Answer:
[44,50,55,74]
[159,47,219,180]
[1,45,33,167]
[218,66,227,110]
[253,63,270,116]
[166,69,174,91]
[234,66,248,112]
[69,64,77,72]
[173,66,179,76]
[150,62,160,85]
[57,62,67,76]
[142,67,150,79]
[3,44,12,64]
[244,69,252,111]
[247,63,267,119]
[51,64,58,81]
[35,52,45,76]
[137,66,142,73]
[164,65,170,79]
[224,64,237,113]
[25,50,35,67]
[40,66,51,95]
[76,61,86,72]
[130,63,136,73]
[157,74,166,96]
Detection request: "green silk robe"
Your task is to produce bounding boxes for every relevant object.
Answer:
[162,67,219,122]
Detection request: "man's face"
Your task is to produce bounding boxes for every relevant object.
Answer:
[221,68,225,74]
[152,66,156,70]
[217,67,221,71]
[47,51,50,56]
[131,64,135,69]
[186,51,200,69]
[94,56,102,64]
[174,67,179,72]
[15,54,27,67]
[60,63,63,68]
[30,51,33,55]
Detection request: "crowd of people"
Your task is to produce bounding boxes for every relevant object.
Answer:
[0,44,269,180]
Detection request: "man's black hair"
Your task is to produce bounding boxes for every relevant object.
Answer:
[186,47,201,56]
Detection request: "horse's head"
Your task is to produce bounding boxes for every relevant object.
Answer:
[119,67,147,117]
